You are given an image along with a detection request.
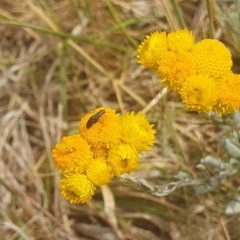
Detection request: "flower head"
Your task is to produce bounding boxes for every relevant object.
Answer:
[157,51,195,92]
[137,31,167,70]
[191,39,232,79]
[52,134,93,174]
[52,107,156,204]
[79,107,121,149]
[120,112,155,153]
[167,29,194,52]
[214,74,240,115]
[108,144,139,176]
[179,75,218,112]
[86,158,113,186]
[59,174,96,204]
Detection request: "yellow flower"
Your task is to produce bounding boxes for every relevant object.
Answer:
[59,174,96,204]
[167,29,194,52]
[108,144,139,176]
[214,74,240,115]
[52,134,93,174]
[137,31,168,70]
[52,107,157,205]
[120,112,155,153]
[86,158,113,186]
[79,107,121,149]
[157,51,196,92]
[191,39,232,79]
[179,75,218,112]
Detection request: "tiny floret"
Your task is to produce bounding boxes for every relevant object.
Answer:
[93,147,109,159]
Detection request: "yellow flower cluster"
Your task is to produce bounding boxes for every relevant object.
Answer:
[137,29,240,115]
[52,107,155,204]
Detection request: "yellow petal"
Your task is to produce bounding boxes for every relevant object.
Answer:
[191,39,232,79]
[137,31,168,70]
[59,174,96,204]
[120,112,155,153]
[52,134,93,174]
[214,73,240,115]
[167,29,194,52]
[158,51,195,92]
[180,74,218,112]
[86,158,113,186]
[79,107,121,149]
[108,144,139,176]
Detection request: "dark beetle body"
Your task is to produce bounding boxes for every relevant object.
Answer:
[86,110,105,129]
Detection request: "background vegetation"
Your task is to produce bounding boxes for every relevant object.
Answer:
[1,0,240,239]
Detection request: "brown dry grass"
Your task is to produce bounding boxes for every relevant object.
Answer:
[0,0,240,239]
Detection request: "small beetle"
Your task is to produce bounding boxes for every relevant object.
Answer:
[86,110,105,129]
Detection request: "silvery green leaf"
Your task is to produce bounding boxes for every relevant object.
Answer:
[209,113,229,130]
[194,173,229,194]
[219,171,227,176]
[219,160,238,175]
[224,138,240,160]
[232,130,240,142]
[229,158,239,167]
[195,163,205,171]
[200,156,225,170]
[233,111,240,125]
[219,168,237,176]
[194,185,216,194]
[118,174,203,197]
[175,171,190,180]
[225,195,240,215]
